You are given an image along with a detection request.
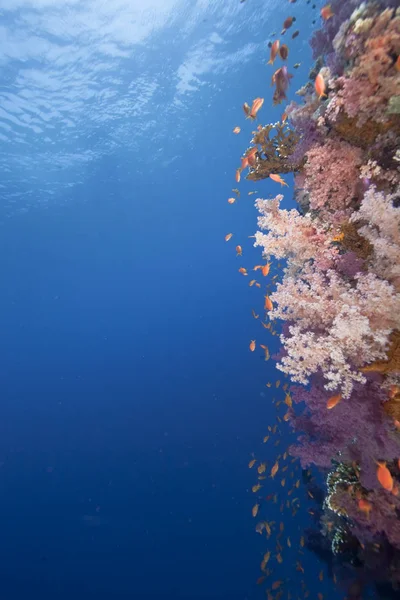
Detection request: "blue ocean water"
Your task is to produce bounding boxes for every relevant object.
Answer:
[0,1,339,599]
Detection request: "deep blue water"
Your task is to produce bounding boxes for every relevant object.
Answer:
[0,1,340,598]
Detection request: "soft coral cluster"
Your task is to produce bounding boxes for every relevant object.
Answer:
[330,6,400,126]
[303,139,362,216]
[250,0,400,569]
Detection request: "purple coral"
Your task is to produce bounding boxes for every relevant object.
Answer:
[289,376,400,491]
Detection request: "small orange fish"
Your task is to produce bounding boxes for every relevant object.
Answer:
[395,56,400,72]
[296,560,304,573]
[358,498,372,516]
[315,72,327,99]
[320,4,334,19]
[326,393,342,409]
[249,279,256,287]
[235,169,241,183]
[260,345,270,361]
[376,461,393,492]
[225,233,233,241]
[268,40,280,65]
[236,245,242,256]
[252,503,260,517]
[271,461,279,478]
[243,102,250,117]
[248,459,256,468]
[281,16,296,34]
[276,553,283,564]
[258,462,266,474]
[249,97,264,120]
[262,263,271,276]
[264,295,273,311]
[319,570,323,582]
[263,435,269,443]
[279,44,289,60]
[281,111,288,123]
[269,173,288,186]
[252,309,259,319]
[272,581,283,590]
[227,197,236,204]
[252,483,262,493]
[256,576,265,585]
[249,340,256,352]
[238,267,248,275]
[241,156,249,170]
[233,126,241,134]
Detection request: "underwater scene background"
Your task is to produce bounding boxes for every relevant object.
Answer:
[0,0,399,598]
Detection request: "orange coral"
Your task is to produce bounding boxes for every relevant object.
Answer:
[361,331,400,375]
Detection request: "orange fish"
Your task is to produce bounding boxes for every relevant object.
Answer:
[279,44,289,60]
[249,97,264,120]
[281,111,288,123]
[249,340,256,352]
[264,295,273,311]
[271,461,279,478]
[252,309,259,319]
[249,279,256,287]
[258,462,266,474]
[228,197,236,204]
[320,4,334,19]
[268,40,280,65]
[272,581,283,590]
[246,147,258,166]
[248,458,256,468]
[358,498,372,517]
[262,263,271,276]
[319,570,323,582]
[238,267,248,275]
[236,245,242,256]
[235,169,241,183]
[376,461,393,492]
[241,156,249,170]
[233,126,241,134]
[269,173,288,186]
[260,345,270,361]
[252,483,262,493]
[281,16,296,34]
[326,393,342,409]
[243,102,250,117]
[225,233,233,241]
[396,56,400,72]
[389,385,400,399]
[315,72,327,99]
[252,503,260,517]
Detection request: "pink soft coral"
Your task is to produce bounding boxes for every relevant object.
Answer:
[269,264,400,398]
[303,139,362,214]
[331,7,400,125]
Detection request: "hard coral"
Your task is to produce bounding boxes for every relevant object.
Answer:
[247,123,301,182]
[340,221,374,260]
